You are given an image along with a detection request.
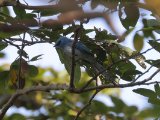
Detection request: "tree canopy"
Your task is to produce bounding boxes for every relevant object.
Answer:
[0,0,160,120]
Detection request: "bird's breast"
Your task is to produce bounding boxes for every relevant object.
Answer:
[63,46,82,59]
[64,46,72,55]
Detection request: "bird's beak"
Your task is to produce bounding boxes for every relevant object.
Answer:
[53,43,57,47]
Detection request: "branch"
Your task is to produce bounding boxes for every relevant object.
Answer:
[74,90,99,120]
[70,25,82,89]
[0,84,68,120]
[80,47,154,89]
[0,68,159,119]
[78,69,160,93]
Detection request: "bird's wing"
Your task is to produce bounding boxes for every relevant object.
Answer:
[76,42,94,57]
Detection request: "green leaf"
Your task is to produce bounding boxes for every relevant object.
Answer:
[124,106,138,117]
[147,19,160,34]
[0,71,9,90]
[148,40,160,53]
[148,98,160,106]
[0,70,9,81]
[30,54,43,62]
[145,59,160,68]
[133,88,157,98]
[116,61,137,81]
[119,3,139,30]
[17,50,29,59]
[110,96,126,113]
[13,7,26,19]
[90,100,108,114]
[2,7,10,15]
[155,83,160,97]
[0,52,5,58]
[122,70,142,81]
[8,113,26,120]
[133,33,144,51]
[27,65,38,77]
[94,28,117,41]
[0,42,8,51]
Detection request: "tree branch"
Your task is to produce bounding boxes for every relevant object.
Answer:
[70,25,82,89]
[0,84,69,120]
[74,90,99,120]
[0,67,159,120]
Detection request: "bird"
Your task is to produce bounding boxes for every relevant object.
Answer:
[54,36,115,83]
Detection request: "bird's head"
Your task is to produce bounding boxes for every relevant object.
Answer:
[54,36,72,48]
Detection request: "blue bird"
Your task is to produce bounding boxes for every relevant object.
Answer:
[54,36,114,82]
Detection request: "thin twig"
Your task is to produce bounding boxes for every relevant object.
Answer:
[80,47,154,90]
[74,90,99,120]
[78,69,160,92]
[2,39,20,49]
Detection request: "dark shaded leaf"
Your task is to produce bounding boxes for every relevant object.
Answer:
[148,40,160,53]
[124,106,138,117]
[147,19,160,34]
[0,52,5,58]
[13,7,26,19]
[133,88,157,98]
[28,65,38,77]
[0,71,9,89]
[155,83,160,97]
[0,42,8,51]
[110,96,126,113]
[148,98,160,106]
[90,100,108,114]
[141,19,155,38]
[146,59,160,68]
[30,54,43,62]
[17,49,29,59]
[122,70,142,81]
[119,3,139,29]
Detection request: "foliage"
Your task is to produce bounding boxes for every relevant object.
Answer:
[0,0,160,120]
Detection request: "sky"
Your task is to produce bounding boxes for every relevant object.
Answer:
[1,0,160,115]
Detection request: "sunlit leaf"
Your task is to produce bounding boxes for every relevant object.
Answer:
[9,58,28,89]
[133,33,144,51]
[135,54,146,69]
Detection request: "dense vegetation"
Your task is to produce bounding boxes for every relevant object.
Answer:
[0,0,160,120]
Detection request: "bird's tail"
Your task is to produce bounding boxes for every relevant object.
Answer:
[93,62,115,83]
